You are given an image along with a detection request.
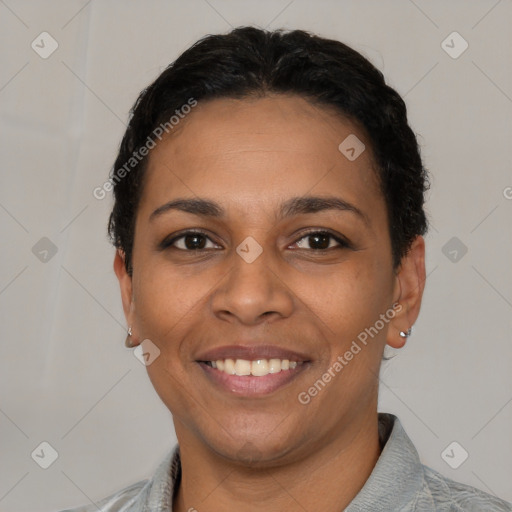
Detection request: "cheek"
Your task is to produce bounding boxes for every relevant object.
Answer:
[132,264,211,411]
[132,260,212,346]
[317,259,389,325]
[314,258,392,379]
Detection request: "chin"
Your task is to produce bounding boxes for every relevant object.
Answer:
[198,417,304,467]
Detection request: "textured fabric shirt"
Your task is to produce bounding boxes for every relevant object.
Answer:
[60,413,512,511]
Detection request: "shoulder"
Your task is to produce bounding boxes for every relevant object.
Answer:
[416,465,512,511]
[369,414,511,511]
[57,445,180,512]
[57,479,149,512]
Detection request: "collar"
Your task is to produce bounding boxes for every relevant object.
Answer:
[139,413,423,511]
[346,413,424,511]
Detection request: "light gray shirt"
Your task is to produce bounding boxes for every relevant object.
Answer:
[60,413,512,511]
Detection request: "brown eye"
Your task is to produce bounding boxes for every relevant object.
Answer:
[163,231,220,251]
[182,233,207,250]
[294,231,348,250]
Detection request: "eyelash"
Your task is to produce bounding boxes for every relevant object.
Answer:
[160,229,351,252]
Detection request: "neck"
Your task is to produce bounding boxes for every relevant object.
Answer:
[173,409,382,512]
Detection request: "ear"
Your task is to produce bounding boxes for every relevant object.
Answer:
[113,249,136,332]
[387,235,426,349]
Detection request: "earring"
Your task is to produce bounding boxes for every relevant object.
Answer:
[399,327,412,338]
[125,326,133,348]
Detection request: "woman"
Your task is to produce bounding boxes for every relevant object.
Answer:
[63,27,511,511]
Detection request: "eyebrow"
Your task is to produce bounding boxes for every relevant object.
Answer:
[149,195,369,226]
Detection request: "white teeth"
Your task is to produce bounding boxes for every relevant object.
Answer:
[268,358,281,373]
[209,358,300,376]
[251,359,269,376]
[234,359,251,376]
[224,358,236,375]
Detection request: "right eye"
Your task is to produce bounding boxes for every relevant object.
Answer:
[162,231,221,251]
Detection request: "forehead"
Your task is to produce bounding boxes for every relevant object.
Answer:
[140,95,383,220]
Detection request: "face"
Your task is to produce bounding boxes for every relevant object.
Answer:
[115,95,424,466]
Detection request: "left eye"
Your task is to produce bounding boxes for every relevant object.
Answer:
[293,231,347,250]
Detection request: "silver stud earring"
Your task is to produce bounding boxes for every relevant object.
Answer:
[125,326,133,348]
[399,327,412,338]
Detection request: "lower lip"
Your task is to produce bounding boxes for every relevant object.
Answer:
[197,362,309,396]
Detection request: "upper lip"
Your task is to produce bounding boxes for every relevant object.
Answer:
[196,344,311,362]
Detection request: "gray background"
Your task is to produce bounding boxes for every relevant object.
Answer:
[1,1,511,510]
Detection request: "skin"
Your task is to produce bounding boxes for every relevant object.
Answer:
[114,95,426,512]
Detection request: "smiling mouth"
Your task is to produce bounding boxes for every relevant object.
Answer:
[200,358,302,377]
[195,344,311,395]
[196,357,310,396]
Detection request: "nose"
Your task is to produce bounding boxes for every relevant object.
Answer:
[211,249,295,326]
